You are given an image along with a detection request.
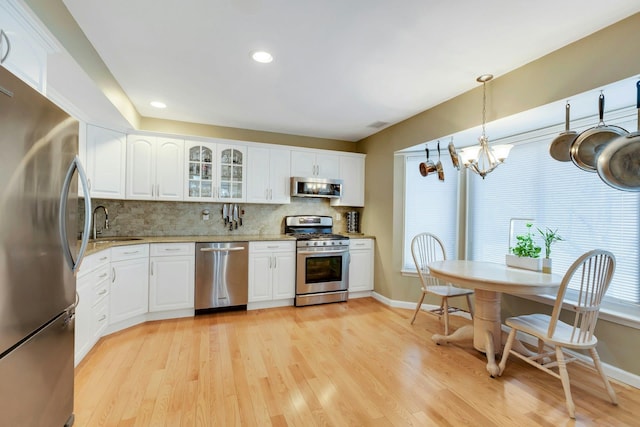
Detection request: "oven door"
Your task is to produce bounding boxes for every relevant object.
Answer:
[296,246,349,295]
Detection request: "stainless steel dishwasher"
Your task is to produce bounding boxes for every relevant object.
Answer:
[195,242,248,313]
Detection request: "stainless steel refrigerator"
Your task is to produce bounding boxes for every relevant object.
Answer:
[0,66,91,426]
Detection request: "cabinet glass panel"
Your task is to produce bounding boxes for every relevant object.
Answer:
[202,147,212,163]
[221,149,232,164]
[221,165,231,180]
[189,180,200,197]
[232,183,242,198]
[220,182,231,198]
[189,163,200,179]
[201,181,212,197]
[189,147,200,161]
[233,150,243,165]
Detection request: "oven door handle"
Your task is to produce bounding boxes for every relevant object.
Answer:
[297,248,349,255]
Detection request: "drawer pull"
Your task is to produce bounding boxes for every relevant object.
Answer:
[98,273,108,279]
[99,256,108,261]
[98,289,107,296]
[163,248,182,251]
[98,315,107,322]
[123,250,140,255]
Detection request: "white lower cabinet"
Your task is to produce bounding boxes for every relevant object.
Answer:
[109,244,149,326]
[248,241,296,305]
[149,243,195,312]
[348,239,374,294]
[74,250,111,366]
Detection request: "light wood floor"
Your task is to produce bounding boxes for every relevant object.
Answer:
[74,298,639,426]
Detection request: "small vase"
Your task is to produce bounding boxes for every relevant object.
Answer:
[542,258,552,274]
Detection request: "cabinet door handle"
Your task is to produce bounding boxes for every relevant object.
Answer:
[269,189,272,200]
[150,261,154,275]
[0,30,10,64]
[151,184,154,197]
[112,267,116,283]
[87,178,92,191]
[273,256,277,269]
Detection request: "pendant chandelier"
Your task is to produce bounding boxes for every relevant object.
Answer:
[458,74,513,179]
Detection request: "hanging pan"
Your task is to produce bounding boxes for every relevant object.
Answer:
[596,80,640,191]
[448,137,460,170]
[570,93,628,172]
[549,102,577,162]
[436,141,445,181]
[419,144,436,177]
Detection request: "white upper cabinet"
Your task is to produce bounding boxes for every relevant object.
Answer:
[246,146,291,204]
[331,154,366,207]
[291,150,340,179]
[0,0,53,92]
[217,144,246,202]
[184,140,217,201]
[126,134,184,201]
[184,140,246,202]
[85,125,127,199]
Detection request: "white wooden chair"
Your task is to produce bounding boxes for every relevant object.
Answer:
[410,233,473,335]
[498,249,618,419]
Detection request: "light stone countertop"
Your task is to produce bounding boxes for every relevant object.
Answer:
[80,234,374,255]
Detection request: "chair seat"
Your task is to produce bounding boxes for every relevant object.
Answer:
[425,284,474,297]
[506,314,598,349]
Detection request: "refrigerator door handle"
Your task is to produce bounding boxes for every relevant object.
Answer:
[59,155,92,274]
[0,29,10,64]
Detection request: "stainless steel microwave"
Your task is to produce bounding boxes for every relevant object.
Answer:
[290,177,343,198]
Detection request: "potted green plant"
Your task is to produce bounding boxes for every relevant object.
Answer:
[537,227,563,273]
[506,223,543,271]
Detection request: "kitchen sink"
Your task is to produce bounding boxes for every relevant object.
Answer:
[90,237,144,244]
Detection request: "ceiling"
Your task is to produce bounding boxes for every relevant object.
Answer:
[61,0,640,142]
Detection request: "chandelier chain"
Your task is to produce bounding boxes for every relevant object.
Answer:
[481,80,487,138]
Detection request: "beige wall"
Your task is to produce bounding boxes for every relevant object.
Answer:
[356,13,640,375]
[140,117,356,152]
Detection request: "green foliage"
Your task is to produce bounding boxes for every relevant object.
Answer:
[537,227,563,259]
[511,223,542,258]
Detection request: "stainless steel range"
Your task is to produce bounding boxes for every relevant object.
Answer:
[284,215,350,306]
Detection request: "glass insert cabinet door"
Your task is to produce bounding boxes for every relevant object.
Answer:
[218,145,246,200]
[186,142,216,200]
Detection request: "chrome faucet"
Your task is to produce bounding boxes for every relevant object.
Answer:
[92,205,109,240]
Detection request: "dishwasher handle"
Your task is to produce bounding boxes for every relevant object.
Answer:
[200,247,246,252]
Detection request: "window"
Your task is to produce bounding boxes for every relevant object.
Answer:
[402,153,460,270]
[467,116,640,306]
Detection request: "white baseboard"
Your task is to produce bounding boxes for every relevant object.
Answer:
[372,292,639,389]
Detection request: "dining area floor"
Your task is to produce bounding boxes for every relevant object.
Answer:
[74,297,639,426]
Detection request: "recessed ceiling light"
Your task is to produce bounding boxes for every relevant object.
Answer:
[150,101,167,109]
[252,51,273,63]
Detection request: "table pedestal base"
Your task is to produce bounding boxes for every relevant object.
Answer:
[432,289,504,376]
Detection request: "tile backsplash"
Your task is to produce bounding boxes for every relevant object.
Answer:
[79,198,360,238]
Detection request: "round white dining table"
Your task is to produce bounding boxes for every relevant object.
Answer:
[427,260,563,376]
